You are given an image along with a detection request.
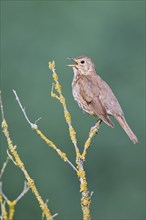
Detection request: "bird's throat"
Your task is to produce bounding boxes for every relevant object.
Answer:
[72,69,81,87]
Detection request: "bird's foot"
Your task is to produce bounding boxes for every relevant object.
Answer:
[90,120,102,135]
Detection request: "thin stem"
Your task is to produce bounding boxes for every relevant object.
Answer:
[0,182,8,202]
[0,91,4,120]
[0,157,10,180]
[0,93,54,220]
[12,90,77,172]
[81,120,101,160]
[15,181,29,202]
[66,159,77,172]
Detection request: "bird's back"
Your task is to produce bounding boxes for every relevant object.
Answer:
[94,74,124,116]
[72,73,124,117]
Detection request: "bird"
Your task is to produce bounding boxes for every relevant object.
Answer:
[67,56,138,144]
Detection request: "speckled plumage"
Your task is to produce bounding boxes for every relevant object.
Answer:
[67,56,138,144]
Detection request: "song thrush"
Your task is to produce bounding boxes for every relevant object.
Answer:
[67,56,138,144]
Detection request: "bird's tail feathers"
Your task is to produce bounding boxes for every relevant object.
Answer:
[100,115,114,128]
[115,115,138,144]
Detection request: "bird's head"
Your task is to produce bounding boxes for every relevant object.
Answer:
[67,56,96,75]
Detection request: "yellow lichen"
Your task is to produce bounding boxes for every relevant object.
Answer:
[80,181,87,192]
[51,91,60,100]
[56,149,67,162]
[77,170,85,179]
[2,118,53,220]
[48,60,55,70]
[59,96,66,106]
[69,126,77,144]
[7,200,17,220]
[7,200,17,207]
[81,197,90,207]
[36,129,68,163]
[0,194,2,202]
[52,72,58,81]
[1,202,8,220]
[50,60,97,220]
[55,82,61,94]
[81,120,101,160]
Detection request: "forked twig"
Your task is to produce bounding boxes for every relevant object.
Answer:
[12,90,77,172]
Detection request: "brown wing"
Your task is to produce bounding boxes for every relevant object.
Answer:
[96,76,124,116]
[79,75,94,103]
[79,75,114,127]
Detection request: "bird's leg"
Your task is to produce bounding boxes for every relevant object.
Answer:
[90,119,102,135]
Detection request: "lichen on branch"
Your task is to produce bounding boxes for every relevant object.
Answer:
[49,61,101,220]
[0,93,55,220]
[0,60,101,220]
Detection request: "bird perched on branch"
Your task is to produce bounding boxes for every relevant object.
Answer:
[67,56,138,144]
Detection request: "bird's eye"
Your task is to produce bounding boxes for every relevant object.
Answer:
[80,60,85,64]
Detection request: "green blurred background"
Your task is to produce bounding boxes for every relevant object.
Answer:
[1,1,145,219]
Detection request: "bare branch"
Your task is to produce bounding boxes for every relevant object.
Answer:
[0,157,10,180]
[15,181,30,202]
[66,159,77,172]
[1,104,54,219]
[12,90,38,129]
[13,89,77,172]
[0,91,5,120]
[0,182,8,202]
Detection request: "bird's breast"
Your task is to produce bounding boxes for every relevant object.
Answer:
[72,81,95,116]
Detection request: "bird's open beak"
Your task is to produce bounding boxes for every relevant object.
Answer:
[66,57,78,67]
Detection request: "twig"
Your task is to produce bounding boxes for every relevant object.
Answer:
[0,182,8,202]
[81,120,101,160]
[49,61,93,220]
[12,90,77,172]
[66,159,77,171]
[12,90,38,129]
[0,92,54,220]
[15,181,29,202]
[0,201,8,220]
[0,181,29,220]
[42,200,58,220]
[0,91,4,120]
[49,61,80,157]
[0,157,10,180]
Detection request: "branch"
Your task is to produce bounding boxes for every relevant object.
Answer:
[42,200,58,220]
[49,61,80,158]
[0,181,29,220]
[0,91,4,120]
[0,92,54,220]
[12,90,77,172]
[0,182,8,203]
[0,201,8,220]
[0,157,10,180]
[15,181,29,202]
[81,120,102,160]
[12,90,38,129]
[49,61,92,220]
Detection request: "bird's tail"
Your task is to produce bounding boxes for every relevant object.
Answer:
[115,115,138,144]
